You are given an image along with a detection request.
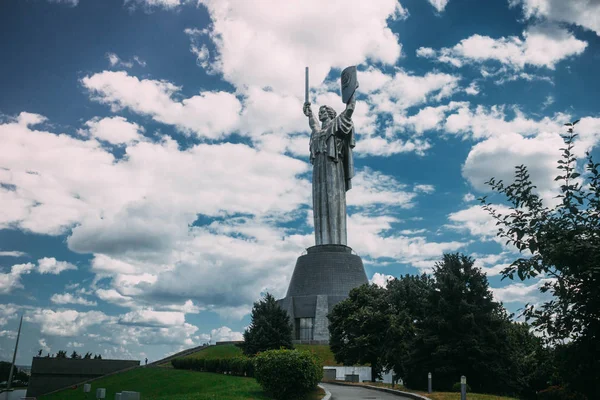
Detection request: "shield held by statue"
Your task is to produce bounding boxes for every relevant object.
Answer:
[341,66,359,104]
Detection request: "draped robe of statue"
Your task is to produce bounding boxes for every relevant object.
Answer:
[308,101,355,246]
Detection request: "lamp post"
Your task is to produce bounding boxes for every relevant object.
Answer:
[428,372,432,394]
[7,314,23,391]
[461,375,467,400]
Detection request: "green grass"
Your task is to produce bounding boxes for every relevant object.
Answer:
[40,367,325,400]
[295,344,341,366]
[184,344,245,360]
[40,368,270,400]
[181,344,342,367]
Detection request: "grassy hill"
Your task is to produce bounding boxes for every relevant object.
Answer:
[40,368,268,400]
[39,367,324,400]
[182,344,342,366]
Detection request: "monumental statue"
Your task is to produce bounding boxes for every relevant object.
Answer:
[277,66,367,343]
[302,65,357,246]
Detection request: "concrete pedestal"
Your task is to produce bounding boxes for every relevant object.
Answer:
[277,245,368,342]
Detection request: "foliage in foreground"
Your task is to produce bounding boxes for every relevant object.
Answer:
[329,256,550,397]
[254,349,323,400]
[480,121,598,398]
[238,293,294,357]
[41,367,270,400]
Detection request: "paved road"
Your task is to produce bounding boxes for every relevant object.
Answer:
[321,383,412,400]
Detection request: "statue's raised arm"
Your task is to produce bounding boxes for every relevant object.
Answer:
[304,65,359,246]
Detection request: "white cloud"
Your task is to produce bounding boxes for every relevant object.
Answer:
[194,0,407,95]
[96,288,137,308]
[38,257,77,274]
[347,168,418,209]
[0,251,27,257]
[81,116,143,145]
[39,338,51,353]
[491,279,553,304]
[209,326,243,342]
[25,309,111,336]
[125,0,182,9]
[47,0,78,6]
[105,53,146,69]
[444,104,569,140]
[463,193,476,202]
[67,341,84,348]
[81,71,242,139]
[510,0,600,36]
[0,263,35,294]
[414,184,435,194]
[417,25,587,73]
[428,0,450,12]
[447,205,511,242]
[348,213,466,270]
[370,272,395,288]
[0,304,19,326]
[51,293,98,306]
[118,309,185,327]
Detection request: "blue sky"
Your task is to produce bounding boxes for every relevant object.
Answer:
[1,0,599,365]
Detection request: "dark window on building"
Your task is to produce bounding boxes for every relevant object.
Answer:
[296,317,314,340]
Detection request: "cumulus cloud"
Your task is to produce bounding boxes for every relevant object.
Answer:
[428,0,450,12]
[348,213,466,270]
[51,293,97,306]
[25,309,111,336]
[38,257,77,274]
[118,309,186,327]
[105,53,146,69]
[208,326,243,342]
[81,116,143,145]
[347,168,418,209]
[0,263,35,294]
[81,71,242,139]
[193,0,407,95]
[0,304,20,326]
[447,205,511,242]
[47,0,78,6]
[124,0,182,9]
[370,272,395,288]
[491,279,554,304]
[0,251,27,257]
[510,0,600,36]
[417,25,587,77]
[39,338,51,353]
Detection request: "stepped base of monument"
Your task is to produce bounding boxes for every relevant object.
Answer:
[277,244,368,342]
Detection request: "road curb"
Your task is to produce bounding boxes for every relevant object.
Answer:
[318,383,332,400]
[321,380,432,400]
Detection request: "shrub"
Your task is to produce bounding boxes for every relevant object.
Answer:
[204,358,219,373]
[537,386,588,400]
[451,382,472,392]
[254,349,323,400]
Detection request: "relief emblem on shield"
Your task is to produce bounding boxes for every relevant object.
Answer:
[341,66,359,104]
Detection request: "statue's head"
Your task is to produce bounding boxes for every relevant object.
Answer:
[318,105,337,122]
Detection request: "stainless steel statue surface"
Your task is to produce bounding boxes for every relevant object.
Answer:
[303,66,358,246]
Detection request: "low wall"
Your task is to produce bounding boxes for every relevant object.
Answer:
[26,357,140,398]
[322,366,396,384]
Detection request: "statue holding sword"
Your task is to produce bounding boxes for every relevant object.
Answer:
[303,66,358,246]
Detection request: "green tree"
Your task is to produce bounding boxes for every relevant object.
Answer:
[480,121,599,397]
[238,293,293,357]
[56,350,67,358]
[70,350,80,359]
[83,352,92,359]
[405,253,514,395]
[328,283,391,381]
[384,274,434,381]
